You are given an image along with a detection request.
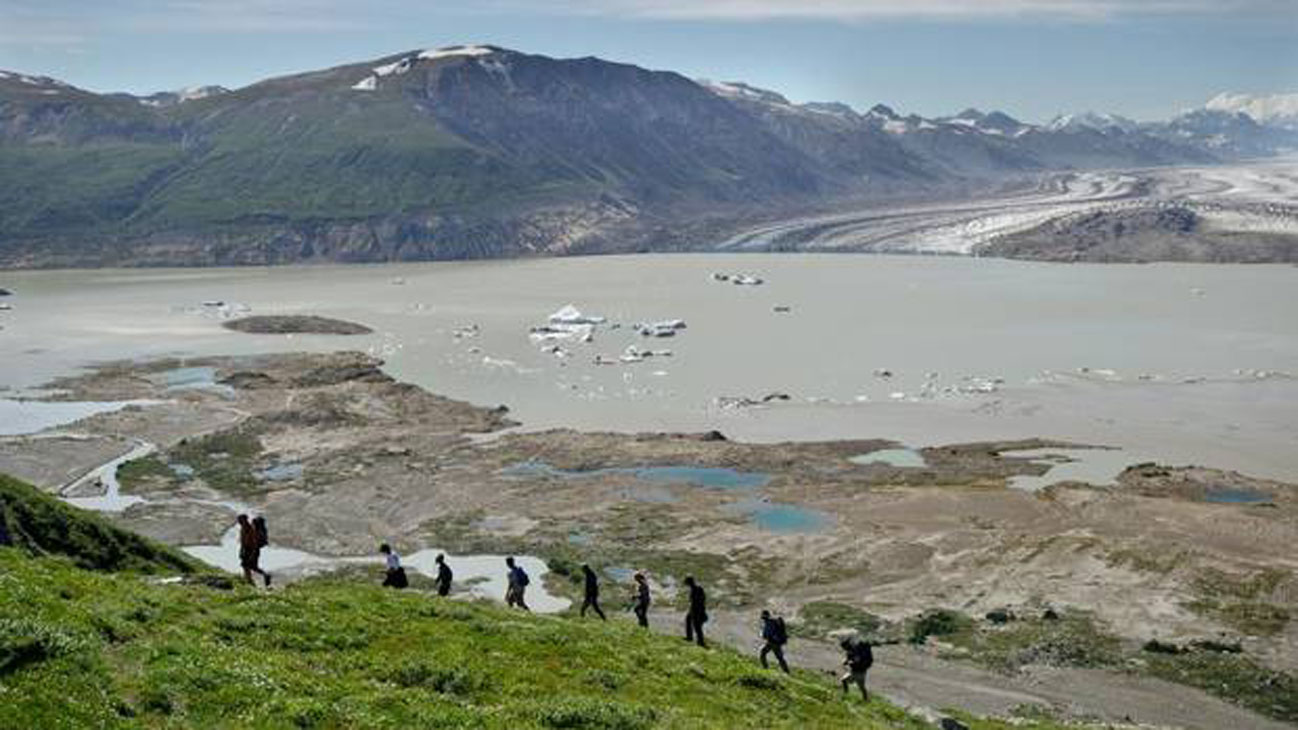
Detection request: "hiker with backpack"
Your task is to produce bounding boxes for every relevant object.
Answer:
[580,564,606,620]
[759,610,790,673]
[683,576,708,647]
[434,553,453,597]
[632,572,651,629]
[237,514,271,587]
[379,543,408,589]
[839,637,873,701]
[505,556,530,611]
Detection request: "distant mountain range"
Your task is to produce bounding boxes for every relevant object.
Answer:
[0,46,1294,267]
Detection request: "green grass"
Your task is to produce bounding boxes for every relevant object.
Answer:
[0,473,199,574]
[0,550,949,729]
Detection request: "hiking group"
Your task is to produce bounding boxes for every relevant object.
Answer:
[234,515,874,701]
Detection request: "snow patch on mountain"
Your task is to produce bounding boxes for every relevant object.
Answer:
[0,71,70,88]
[351,76,378,91]
[418,45,496,62]
[1206,92,1298,126]
[1048,112,1139,134]
[699,80,791,106]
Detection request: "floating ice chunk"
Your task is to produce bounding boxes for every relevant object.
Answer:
[549,304,606,325]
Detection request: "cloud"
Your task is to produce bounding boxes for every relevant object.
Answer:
[516,0,1297,21]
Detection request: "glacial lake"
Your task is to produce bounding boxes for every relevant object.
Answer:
[2,254,1297,481]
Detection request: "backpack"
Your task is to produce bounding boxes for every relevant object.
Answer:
[770,617,788,646]
[850,642,874,670]
[516,566,530,587]
[252,516,269,548]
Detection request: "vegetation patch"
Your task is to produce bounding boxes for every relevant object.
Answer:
[167,425,267,496]
[222,315,373,335]
[1143,648,1298,723]
[937,610,1121,673]
[116,455,179,494]
[1187,567,1291,636]
[792,601,886,641]
[910,609,975,646]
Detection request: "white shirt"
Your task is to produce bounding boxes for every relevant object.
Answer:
[386,552,401,571]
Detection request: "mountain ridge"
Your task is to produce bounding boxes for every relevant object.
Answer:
[1,46,1294,268]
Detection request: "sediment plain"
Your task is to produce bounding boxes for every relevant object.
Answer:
[2,350,1292,727]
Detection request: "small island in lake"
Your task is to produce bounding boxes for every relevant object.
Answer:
[222,315,373,335]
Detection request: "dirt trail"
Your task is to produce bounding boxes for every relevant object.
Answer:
[660,611,1293,730]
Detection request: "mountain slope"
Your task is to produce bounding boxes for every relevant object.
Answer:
[0,48,1291,267]
[0,472,199,574]
[0,476,1085,729]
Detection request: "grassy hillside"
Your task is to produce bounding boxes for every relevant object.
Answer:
[0,473,199,574]
[0,474,1089,729]
[0,551,1099,730]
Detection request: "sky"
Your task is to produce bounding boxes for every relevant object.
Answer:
[0,0,1295,122]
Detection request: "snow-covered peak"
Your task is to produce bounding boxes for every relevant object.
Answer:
[136,84,229,107]
[699,80,791,106]
[800,101,858,119]
[178,85,228,102]
[1205,92,1298,127]
[417,45,497,62]
[0,70,72,89]
[351,45,501,92]
[1047,111,1138,134]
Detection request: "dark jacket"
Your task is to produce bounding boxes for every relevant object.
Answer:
[688,584,707,620]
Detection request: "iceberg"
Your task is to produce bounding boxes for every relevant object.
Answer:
[548,304,606,325]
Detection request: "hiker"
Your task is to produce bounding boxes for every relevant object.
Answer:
[632,572,651,628]
[505,556,530,611]
[683,576,708,647]
[759,609,790,673]
[839,637,873,701]
[380,543,408,589]
[434,553,453,597]
[579,564,606,620]
[237,514,271,587]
